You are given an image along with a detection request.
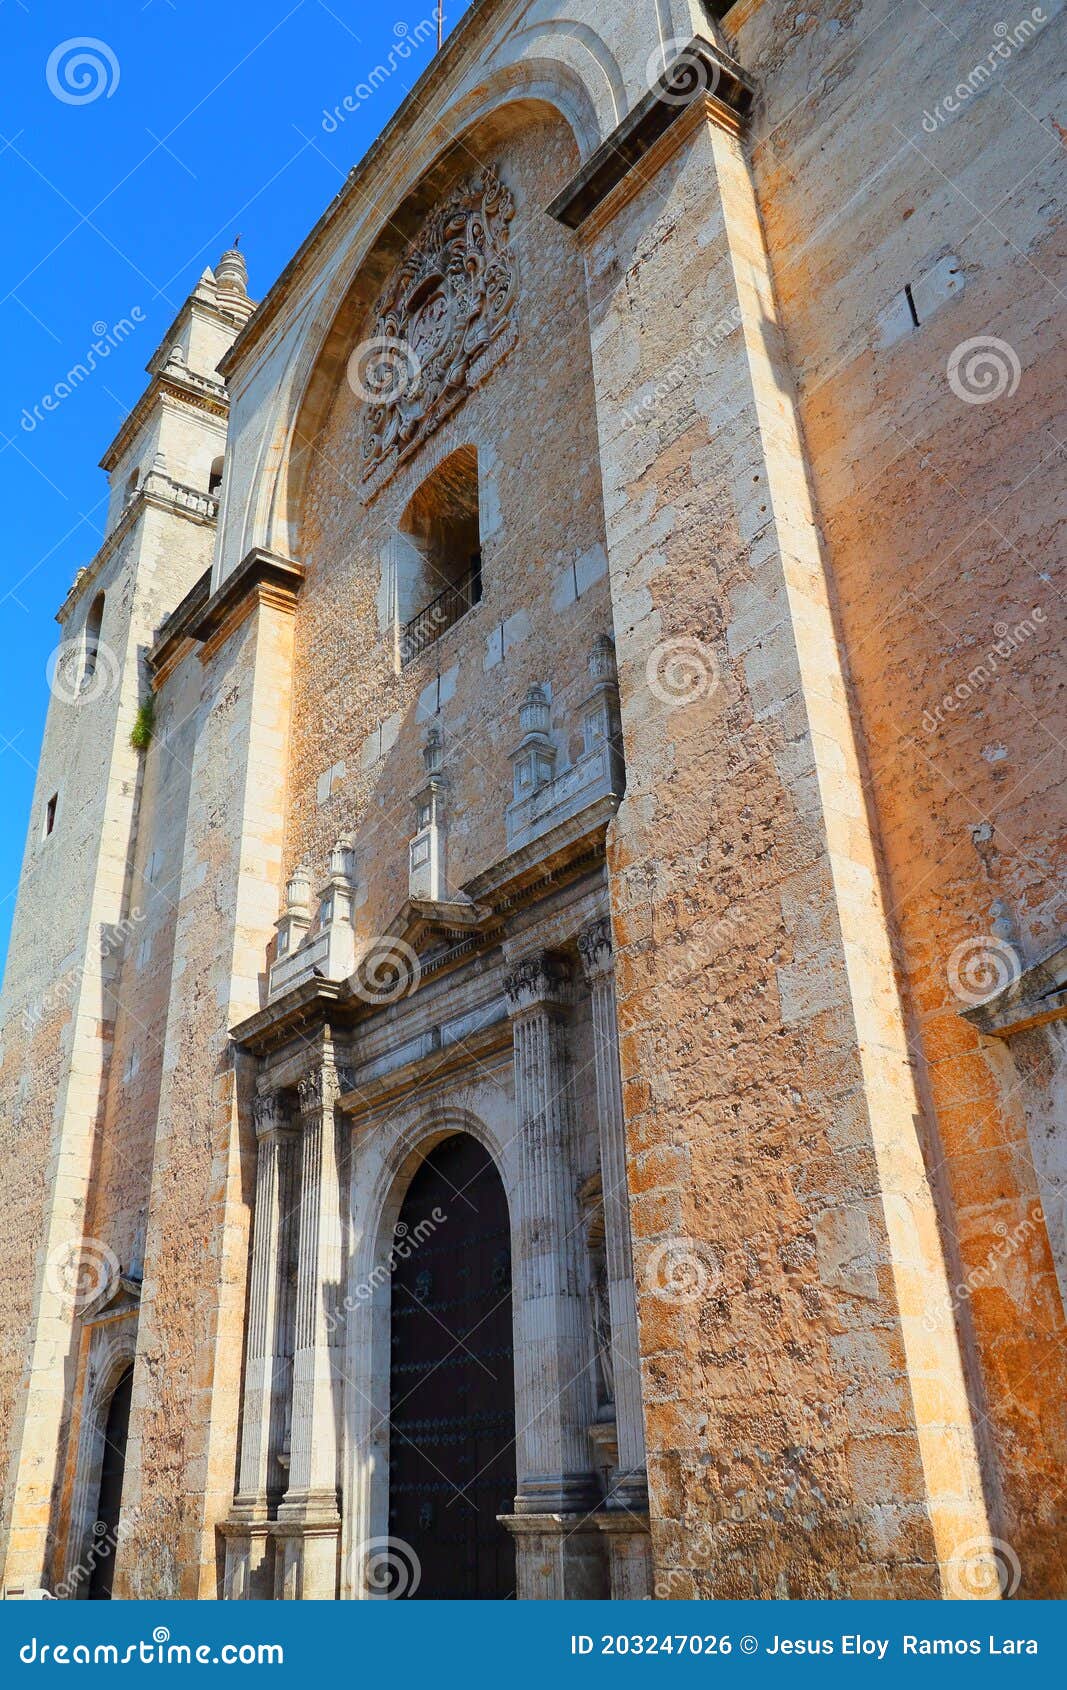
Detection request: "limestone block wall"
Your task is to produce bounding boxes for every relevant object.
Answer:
[727,0,1067,1591]
[283,112,614,935]
[115,586,297,1599]
[48,643,204,1585]
[0,494,216,1588]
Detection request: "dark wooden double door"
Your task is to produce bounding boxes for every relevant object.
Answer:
[388,1133,516,1599]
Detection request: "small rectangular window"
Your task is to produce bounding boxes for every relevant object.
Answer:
[44,793,58,837]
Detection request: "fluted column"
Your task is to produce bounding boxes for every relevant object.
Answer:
[579,918,648,1511]
[505,952,599,1514]
[235,1093,296,1511]
[277,1051,347,1597]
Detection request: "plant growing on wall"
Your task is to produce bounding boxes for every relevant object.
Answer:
[130,696,155,751]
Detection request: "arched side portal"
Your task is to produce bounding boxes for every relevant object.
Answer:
[86,1367,133,1600]
[387,1133,515,1599]
[342,1105,527,1601]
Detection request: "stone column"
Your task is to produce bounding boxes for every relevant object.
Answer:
[276,1053,346,1598]
[224,1092,296,1598]
[578,917,647,1508]
[505,952,599,1512]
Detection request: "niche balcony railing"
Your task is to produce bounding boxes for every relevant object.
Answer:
[399,565,481,666]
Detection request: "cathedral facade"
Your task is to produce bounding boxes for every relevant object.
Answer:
[1,0,1064,1602]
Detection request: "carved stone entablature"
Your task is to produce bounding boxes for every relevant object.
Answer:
[578,917,614,983]
[503,951,571,1017]
[359,166,517,496]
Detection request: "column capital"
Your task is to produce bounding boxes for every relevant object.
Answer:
[295,1054,350,1122]
[252,1091,293,1140]
[503,951,570,1018]
[578,917,614,983]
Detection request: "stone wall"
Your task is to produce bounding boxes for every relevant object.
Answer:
[730,0,1067,1593]
[285,111,614,935]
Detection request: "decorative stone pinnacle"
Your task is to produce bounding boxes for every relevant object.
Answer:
[327,836,355,882]
[285,865,312,917]
[423,726,444,777]
[215,246,249,299]
[589,634,617,682]
[519,683,551,738]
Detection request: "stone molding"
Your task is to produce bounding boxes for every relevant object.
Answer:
[188,547,305,646]
[546,36,754,230]
[959,937,1067,1039]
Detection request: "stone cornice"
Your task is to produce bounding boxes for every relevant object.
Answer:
[546,37,753,231]
[57,477,218,624]
[960,939,1067,1039]
[188,547,305,648]
[99,367,229,473]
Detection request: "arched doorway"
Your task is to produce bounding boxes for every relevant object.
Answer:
[388,1133,516,1598]
[87,1366,133,1599]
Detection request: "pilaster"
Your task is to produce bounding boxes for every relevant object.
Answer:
[578,917,648,1511]
[276,1051,347,1599]
[503,953,599,1515]
[554,68,995,1595]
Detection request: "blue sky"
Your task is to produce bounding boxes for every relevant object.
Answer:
[0,0,470,979]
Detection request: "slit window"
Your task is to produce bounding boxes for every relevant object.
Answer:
[82,592,105,689]
[43,793,58,838]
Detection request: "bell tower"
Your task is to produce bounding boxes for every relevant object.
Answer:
[0,253,254,1594]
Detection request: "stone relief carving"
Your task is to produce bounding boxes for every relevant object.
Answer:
[359,166,517,493]
[503,950,570,1015]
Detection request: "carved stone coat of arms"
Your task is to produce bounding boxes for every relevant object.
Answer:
[357,166,517,492]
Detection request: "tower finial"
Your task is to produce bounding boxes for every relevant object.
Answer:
[214,243,248,301]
